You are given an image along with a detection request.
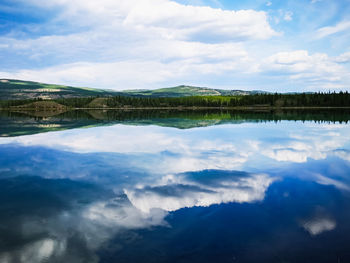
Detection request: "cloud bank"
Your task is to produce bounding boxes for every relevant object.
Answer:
[0,0,349,91]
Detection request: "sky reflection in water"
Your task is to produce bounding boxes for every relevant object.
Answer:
[0,120,350,262]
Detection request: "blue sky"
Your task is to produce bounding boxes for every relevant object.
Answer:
[0,0,349,92]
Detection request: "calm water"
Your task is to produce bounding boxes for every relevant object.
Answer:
[0,110,350,263]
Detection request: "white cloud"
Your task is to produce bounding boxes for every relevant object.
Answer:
[125,171,274,213]
[334,51,350,63]
[123,5,277,41]
[313,173,350,191]
[263,148,314,163]
[261,123,350,164]
[0,57,256,90]
[261,50,348,85]
[0,238,66,263]
[0,38,252,89]
[23,0,277,42]
[316,20,350,39]
[266,50,310,65]
[83,197,168,228]
[0,61,176,89]
[302,217,336,236]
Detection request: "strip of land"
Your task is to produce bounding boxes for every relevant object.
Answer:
[1,79,349,111]
[1,92,349,111]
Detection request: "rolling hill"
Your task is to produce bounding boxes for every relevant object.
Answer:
[0,79,266,100]
[0,79,119,100]
[123,85,266,97]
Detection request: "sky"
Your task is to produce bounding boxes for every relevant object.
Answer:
[0,0,349,92]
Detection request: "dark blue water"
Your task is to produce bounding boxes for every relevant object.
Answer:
[1,118,350,262]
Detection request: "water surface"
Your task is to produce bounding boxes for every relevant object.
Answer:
[0,110,350,262]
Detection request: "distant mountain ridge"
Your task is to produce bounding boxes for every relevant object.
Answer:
[0,79,267,100]
[0,79,117,100]
[123,85,267,97]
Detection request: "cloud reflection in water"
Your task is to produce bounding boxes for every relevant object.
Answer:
[125,170,274,213]
[0,120,350,262]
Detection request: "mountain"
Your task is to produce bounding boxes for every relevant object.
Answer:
[0,79,120,100]
[0,79,266,100]
[123,85,267,97]
[123,85,221,97]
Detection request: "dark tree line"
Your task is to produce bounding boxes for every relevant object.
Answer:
[77,92,350,108]
[0,97,43,108]
[235,91,350,107]
[1,91,350,108]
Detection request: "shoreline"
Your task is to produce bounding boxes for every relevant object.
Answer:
[2,106,350,111]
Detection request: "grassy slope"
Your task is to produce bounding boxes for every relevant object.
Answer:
[0,79,119,100]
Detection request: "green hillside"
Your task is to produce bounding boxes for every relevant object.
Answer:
[0,79,264,100]
[124,85,221,97]
[124,85,265,97]
[0,79,119,100]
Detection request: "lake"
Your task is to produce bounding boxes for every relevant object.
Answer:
[0,109,350,263]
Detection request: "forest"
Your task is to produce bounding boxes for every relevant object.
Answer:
[0,91,349,108]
